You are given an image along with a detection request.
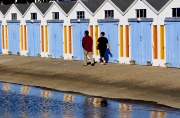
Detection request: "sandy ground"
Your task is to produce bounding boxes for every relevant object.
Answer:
[0,55,180,108]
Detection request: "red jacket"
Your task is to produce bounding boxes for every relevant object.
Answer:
[82,35,93,52]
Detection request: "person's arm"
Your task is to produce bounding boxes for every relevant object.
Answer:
[106,38,111,50]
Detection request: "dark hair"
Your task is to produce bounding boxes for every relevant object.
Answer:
[85,30,89,35]
[101,32,105,36]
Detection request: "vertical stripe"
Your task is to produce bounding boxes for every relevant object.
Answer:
[24,25,27,50]
[120,25,124,57]
[68,26,72,54]
[64,26,67,54]
[153,25,158,59]
[41,26,44,52]
[160,25,164,60]
[5,25,8,49]
[20,25,23,50]
[90,25,93,54]
[95,26,99,55]
[126,25,129,57]
[2,26,4,49]
[45,26,48,52]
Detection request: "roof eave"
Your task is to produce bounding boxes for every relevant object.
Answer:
[142,0,159,15]
[53,1,68,17]
[42,2,54,18]
[157,0,173,15]
[67,0,79,16]
[108,0,124,15]
[78,0,94,16]
[93,0,107,16]
[123,0,139,15]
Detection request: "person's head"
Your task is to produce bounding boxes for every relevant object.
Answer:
[100,32,105,37]
[84,30,89,36]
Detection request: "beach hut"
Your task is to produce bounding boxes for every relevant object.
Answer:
[118,0,157,66]
[154,0,180,68]
[0,5,11,54]
[142,0,172,67]
[51,1,77,60]
[14,3,31,56]
[34,2,53,57]
[80,0,107,62]
[4,4,26,55]
[93,0,136,63]
[67,0,94,61]
[43,1,67,58]
[23,3,43,57]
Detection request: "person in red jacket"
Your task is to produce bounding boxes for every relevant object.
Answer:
[82,30,94,66]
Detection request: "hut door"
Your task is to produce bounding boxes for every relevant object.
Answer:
[166,22,180,68]
[8,22,20,55]
[99,22,118,63]
[48,22,63,58]
[27,22,40,56]
[130,22,152,65]
[72,22,88,60]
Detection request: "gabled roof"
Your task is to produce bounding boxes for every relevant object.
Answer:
[34,2,53,15]
[143,0,173,14]
[81,0,106,13]
[0,4,11,15]
[145,0,169,11]
[15,4,31,16]
[111,0,136,13]
[56,1,77,14]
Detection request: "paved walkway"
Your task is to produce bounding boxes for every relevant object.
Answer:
[0,55,180,108]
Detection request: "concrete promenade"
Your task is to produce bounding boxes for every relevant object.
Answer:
[0,55,180,108]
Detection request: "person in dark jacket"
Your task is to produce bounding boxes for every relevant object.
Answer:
[82,30,94,66]
[97,32,111,65]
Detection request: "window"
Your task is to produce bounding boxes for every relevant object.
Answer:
[31,13,37,20]
[77,11,85,19]
[52,12,59,19]
[172,8,180,17]
[136,9,146,18]
[105,10,114,18]
[11,13,17,20]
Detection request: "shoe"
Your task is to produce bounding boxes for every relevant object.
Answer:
[91,63,95,66]
[100,62,103,64]
[103,61,106,65]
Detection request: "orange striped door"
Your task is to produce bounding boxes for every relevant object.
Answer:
[68,26,72,54]
[126,25,129,57]
[20,25,23,50]
[153,26,158,59]
[24,25,27,50]
[45,26,48,52]
[160,25,164,60]
[120,25,124,57]
[5,25,8,49]
[90,25,93,54]
[64,26,67,54]
[95,26,99,55]
[41,26,44,52]
[2,25,4,49]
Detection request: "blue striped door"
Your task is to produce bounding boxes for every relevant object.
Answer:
[72,23,88,60]
[99,22,119,63]
[130,22,152,65]
[27,23,40,56]
[166,22,180,68]
[0,22,2,54]
[48,22,63,58]
[7,23,20,55]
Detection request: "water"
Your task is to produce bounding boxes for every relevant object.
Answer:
[0,83,180,118]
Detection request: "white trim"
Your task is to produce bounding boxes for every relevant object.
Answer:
[51,1,67,17]
[67,0,79,16]
[23,3,44,18]
[93,0,108,16]
[41,2,55,18]
[123,0,139,15]
[4,4,23,18]
[108,0,124,15]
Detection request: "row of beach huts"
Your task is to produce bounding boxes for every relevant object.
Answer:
[0,0,179,68]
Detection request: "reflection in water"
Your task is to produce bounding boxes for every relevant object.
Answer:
[0,82,180,118]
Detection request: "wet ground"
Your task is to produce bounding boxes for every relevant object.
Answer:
[0,55,180,109]
[0,82,180,118]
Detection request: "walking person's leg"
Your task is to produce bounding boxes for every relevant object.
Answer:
[100,49,106,64]
[87,52,94,66]
[83,49,88,66]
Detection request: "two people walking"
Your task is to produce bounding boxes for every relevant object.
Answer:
[82,30,111,66]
